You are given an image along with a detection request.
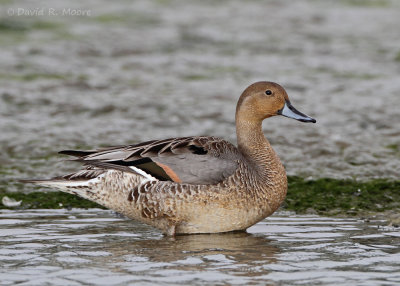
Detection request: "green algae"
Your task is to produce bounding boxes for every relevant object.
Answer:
[0,18,63,33]
[2,177,399,215]
[386,144,399,151]
[182,74,212,81]
[340,0,390,7]
[395,52,400,62]
[94,12,160,26]
[0,189,103,210]
[0,17,72,46]
[385,144,400,157]
[285,177,400,215]
[0,73,67,82]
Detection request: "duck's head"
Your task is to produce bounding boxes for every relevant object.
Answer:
[236,81,316,123]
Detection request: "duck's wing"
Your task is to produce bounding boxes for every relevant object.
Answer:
[59,136,240,185]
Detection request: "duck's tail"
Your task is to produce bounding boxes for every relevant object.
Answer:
[19,165,109,194]
[20,164,156,208]
[20,177,101,195]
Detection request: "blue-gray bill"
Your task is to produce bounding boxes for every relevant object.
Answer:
[278,101,316,123]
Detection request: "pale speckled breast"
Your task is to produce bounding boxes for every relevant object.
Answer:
[172,159,287,234]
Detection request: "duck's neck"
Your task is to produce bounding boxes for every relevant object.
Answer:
[235,116,283,178]
[235,109,288,214]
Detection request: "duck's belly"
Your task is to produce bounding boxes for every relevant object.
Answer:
[173,201,274,234]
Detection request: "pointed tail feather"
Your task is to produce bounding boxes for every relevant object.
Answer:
[19,162,158,213]
[19,178,98,194]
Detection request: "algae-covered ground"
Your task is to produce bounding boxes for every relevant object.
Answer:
[0,0,400,216]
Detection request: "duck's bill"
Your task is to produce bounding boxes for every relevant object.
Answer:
[278,101,316,123]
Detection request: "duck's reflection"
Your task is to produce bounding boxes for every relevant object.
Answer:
[93,226,280,278]
[47,214,279,280]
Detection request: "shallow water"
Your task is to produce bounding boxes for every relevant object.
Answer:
[1,209,399,285]
[1,0,400,194]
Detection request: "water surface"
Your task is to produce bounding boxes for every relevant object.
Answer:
[1,209,399,285]
[1,0,400,193]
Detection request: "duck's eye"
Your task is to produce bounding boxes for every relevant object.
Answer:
[265,90,272,95]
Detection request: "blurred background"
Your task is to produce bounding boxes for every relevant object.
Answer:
[1,0,399,193]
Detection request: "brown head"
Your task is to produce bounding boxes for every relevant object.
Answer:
[236,81,316,124]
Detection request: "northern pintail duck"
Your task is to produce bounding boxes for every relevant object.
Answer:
[24,82,316,235]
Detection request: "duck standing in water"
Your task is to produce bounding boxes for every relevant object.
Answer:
[23,82,316,235]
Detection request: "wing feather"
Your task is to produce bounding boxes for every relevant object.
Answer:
[59,136,240,185]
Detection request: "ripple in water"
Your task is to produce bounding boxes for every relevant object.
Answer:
[1,209,399,285]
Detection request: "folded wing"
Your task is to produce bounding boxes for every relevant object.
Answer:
[60,136,240,185]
